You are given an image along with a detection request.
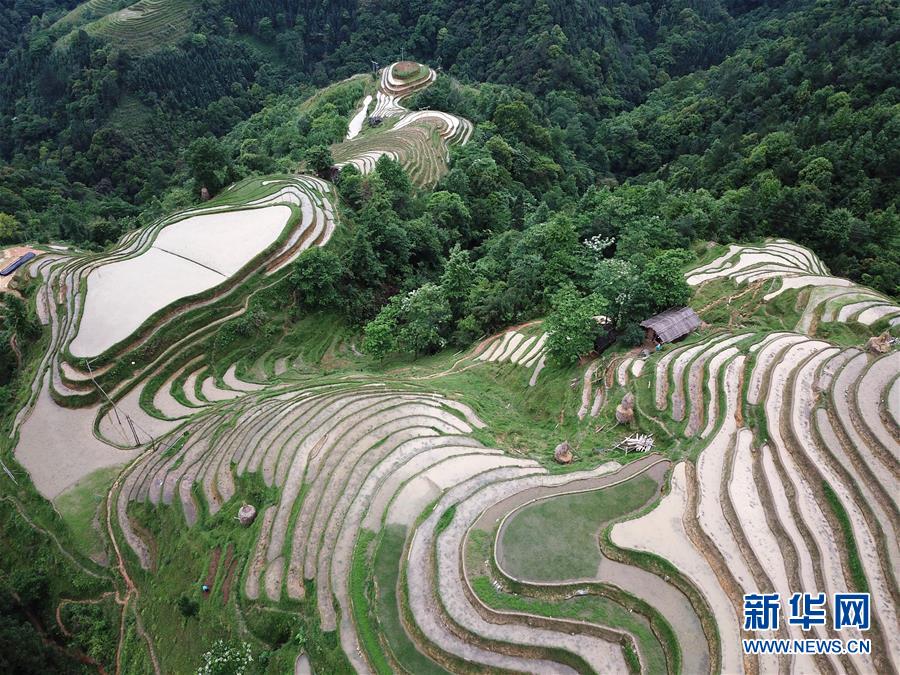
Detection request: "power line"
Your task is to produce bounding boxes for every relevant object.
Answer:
[85,359,155,448]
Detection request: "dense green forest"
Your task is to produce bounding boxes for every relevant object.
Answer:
[0,0,897,335]
[0,1,896,669]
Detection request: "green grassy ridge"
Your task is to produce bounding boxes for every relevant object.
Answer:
[54,465,122,562]
[469,527,676,675]
[134,289,348,419]
[122,471,322,673]
[200,310,358,388]
[820,481,869,593]
[396,353,656,471]
[136,342,208,419]
[393,63,428,81]
[297,75,372,115]
[349,529,393,674]
[371,524,450,674]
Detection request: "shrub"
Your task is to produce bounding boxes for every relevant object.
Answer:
[176,595,199,618]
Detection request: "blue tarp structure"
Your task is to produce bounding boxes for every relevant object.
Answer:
[0,252,36,276]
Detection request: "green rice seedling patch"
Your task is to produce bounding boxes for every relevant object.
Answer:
[497,475,660,581]
[373,525,448,673]
[54,464,121,561]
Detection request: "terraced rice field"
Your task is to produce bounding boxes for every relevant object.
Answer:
[474,324,549,385]
[611,327,898,673]
[52,0,130,31]
[333,62,472,187]
[56,0,195,53]
[8,60,898,672]
[689,239,900,331]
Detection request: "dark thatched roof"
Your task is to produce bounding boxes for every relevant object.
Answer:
[640,307,701,343]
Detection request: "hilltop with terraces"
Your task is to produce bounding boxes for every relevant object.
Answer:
[0,23,897,674]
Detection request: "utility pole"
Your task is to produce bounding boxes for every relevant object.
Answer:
[86,358,121,426]
[0,459,17,485]
[126,416,140,447]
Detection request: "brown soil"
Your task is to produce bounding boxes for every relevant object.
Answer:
[394,61,421,77]
[204,546,221,591]
[734,365,745,427]
[222,557,239,604]
[220,543,234,575]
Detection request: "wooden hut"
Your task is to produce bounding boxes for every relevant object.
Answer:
[640,307,700,345]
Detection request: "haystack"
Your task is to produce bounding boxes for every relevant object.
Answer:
[866,331,893,354]
[616,393,635,425]
[238,504,257,526]
[554,441,573,464]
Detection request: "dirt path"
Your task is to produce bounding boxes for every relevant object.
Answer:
[106,464,161,675]
[9,332,21,368]
[696,280,764,315]
[1,496,107,579]
[18,591,109,674]
[55,593,116,637]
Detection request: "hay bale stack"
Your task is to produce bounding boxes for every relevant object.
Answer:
[238,504,257,526]
[554,441,573,464]
[616,393,635,425]
[866,332,892,354]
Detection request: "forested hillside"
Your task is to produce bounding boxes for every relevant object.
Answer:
[0,0,896,300]
[1,3,899,673]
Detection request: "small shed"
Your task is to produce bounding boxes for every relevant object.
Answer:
[0,252,36,277]
[640,307,700,345]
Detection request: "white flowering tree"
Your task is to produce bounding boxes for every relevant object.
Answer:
[198,640,253,675]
